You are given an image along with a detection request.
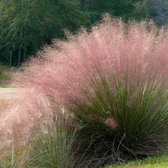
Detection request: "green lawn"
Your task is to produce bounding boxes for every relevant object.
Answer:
[106,153,168,168]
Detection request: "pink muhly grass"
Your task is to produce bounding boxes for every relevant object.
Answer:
[0,89,51,158]
[105,117,118,130]
[1,16,168,150]
[13,17,168,98]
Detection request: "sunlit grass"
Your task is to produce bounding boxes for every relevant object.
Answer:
[106,153,168,168]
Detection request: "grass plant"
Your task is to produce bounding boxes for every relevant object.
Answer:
[4,16,168,167]
[1,116,84,168]
[72,76,168,167]
[22,117,79,168]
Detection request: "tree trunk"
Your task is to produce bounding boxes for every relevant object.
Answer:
[9,49,13,67]
[17,46,22,67]
[23,46,27,62]
[80,0,85,9]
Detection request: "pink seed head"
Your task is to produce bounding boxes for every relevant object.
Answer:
[105,117,118,130]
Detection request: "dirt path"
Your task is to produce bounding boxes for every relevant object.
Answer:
[0,88,27,100]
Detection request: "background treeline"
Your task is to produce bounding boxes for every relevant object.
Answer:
[0,0,168,66]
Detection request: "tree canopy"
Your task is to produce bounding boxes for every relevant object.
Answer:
[0,0,168,66]
[0,0,89,66]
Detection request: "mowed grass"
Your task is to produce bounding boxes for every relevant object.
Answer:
[106,153,168,168]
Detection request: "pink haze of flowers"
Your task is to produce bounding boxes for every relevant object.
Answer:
[1,16,168,151]
[105,118,118,130]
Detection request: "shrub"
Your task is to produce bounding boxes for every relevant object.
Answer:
[8,16,168,166]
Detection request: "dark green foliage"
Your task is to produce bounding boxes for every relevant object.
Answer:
[82,0,140,23]
[81,0,168,26]
[0,0,89,66]
[134,0,168,25]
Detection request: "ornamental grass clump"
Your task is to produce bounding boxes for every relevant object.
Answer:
[0,116,85,168]
[9,16,168,166]
[22,116,81,168]
[72,76,168,166]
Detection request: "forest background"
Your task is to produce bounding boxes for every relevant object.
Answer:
[0,0,168,67]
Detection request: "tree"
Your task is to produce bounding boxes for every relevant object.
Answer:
[0,0,89,66]
[134,0,168,25]
[83,0,136,22]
